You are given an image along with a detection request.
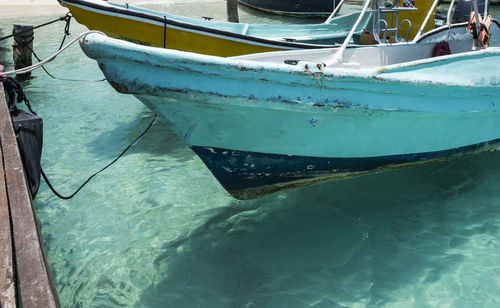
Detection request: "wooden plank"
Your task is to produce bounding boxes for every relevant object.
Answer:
[0,83,60,308]
[0,83,16,308]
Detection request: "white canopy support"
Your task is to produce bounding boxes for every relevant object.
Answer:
[446,0,455,25]
[411,0,439,42]
[324,0,346,24]
[325,0,371,66]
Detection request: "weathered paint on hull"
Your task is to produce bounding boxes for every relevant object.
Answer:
[133,89,500,199]
[132,84,500,199]
[191,139,500,199]
[237,0,336,16]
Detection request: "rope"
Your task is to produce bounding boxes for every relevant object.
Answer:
[28,46,106,82]
[0,13,72,42]
[1,30,105,76]
[1,76,158,200]
[7,14,105,82]
[41,114,157,200]
[59,13,72,50]
[1,20,157,199]
[163,16,167,48]
[0,76,37,114]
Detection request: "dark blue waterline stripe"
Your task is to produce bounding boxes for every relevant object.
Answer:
[191,138,500,192]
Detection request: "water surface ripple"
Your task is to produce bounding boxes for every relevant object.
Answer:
[1,4,500,307]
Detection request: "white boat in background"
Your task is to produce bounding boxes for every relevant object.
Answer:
[80,0,500,199]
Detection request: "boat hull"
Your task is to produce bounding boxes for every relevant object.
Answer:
[134,87,500,199]
[81,34,500,199]
[60,0,371,56]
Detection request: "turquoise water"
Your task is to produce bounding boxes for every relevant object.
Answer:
[2,3,500,307]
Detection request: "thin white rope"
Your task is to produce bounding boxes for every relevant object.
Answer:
[1,30,105,76]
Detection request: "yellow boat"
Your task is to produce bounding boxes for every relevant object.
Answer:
[59,0,436,57]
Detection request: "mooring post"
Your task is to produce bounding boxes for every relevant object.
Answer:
[227,0,239,23]
[12,24,34,79]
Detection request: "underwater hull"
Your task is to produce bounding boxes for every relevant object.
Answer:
[189,141,500,200]
[81,34,500,199]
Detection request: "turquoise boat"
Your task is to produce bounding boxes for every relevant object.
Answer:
[80,1,500,199]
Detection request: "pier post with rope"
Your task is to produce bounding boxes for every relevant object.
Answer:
[12,24,34,79]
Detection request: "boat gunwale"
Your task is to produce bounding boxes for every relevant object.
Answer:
[80,32,500,87]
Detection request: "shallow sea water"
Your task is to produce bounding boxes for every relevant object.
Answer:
[2,2,500,307]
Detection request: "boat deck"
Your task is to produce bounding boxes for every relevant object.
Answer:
[0,82,60,308]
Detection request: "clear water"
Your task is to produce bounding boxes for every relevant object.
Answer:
[2,3,500,307]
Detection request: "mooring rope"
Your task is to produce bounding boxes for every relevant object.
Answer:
[1,17,159,199]
[40,113,157,200]
[0,13,72,42]
[28,46,106,82]
[0,76,36,114]
[2,30,105,76]
[0,76,158,200]
[3,13,106,81]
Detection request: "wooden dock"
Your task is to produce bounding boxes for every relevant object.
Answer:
[0,82,60,307]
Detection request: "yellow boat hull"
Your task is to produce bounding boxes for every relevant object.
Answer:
[67,4,282,57]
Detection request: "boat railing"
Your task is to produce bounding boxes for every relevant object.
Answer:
[446,0,456,25]
[397,19,412,42]
[324,0,434,66]
[374,19,389,42]
[372,0,417,43]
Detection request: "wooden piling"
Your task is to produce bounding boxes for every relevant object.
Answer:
[227,0,239,23]
[12,24,34,79]
[0,83,60,307]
